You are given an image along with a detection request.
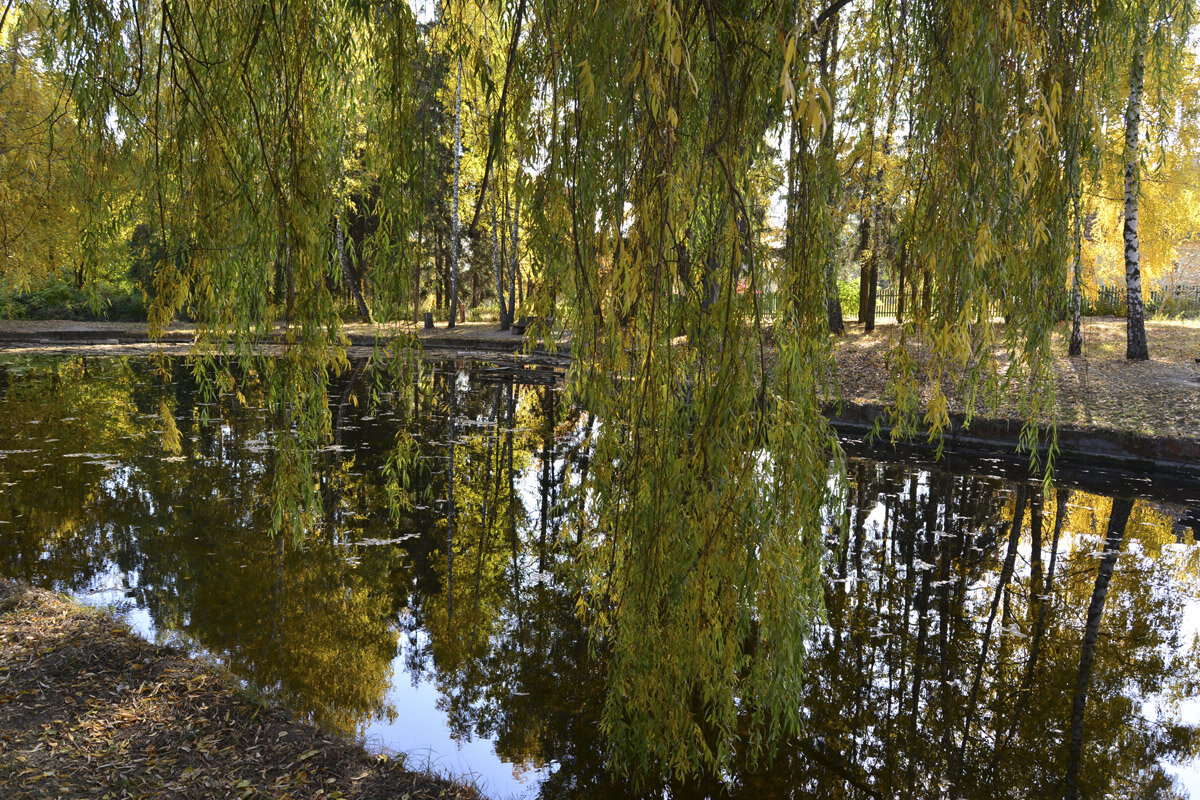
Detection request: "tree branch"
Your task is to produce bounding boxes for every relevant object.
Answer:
[805,0,852,40]
[0,0,14,41]
[466,0,528,238]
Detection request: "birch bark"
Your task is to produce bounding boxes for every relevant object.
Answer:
[1123,24,1150,360]
[449,54,463,328]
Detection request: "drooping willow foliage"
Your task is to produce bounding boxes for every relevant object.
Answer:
[41,0,1194,782]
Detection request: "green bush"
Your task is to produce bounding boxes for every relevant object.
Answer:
[1,281,146,322]
[838,279,859,319]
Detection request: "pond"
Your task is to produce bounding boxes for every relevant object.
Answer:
[1,354,1198,799]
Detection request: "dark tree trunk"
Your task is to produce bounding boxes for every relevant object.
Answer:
[414,221,423,325]
[857,213,871,323]
[336,215,372,322]
[284,234,294,324]
[818,13,845,336]
[509,189,520,328]
[492,198,509,328]
[435,228,444,310]
[864,254,878,331]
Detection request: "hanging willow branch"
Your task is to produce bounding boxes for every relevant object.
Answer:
[40,0,1198,784]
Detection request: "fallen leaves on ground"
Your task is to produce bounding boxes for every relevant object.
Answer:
[832,317,1200,440]
[0,581,480,800]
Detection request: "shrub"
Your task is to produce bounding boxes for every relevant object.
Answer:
[0,281,146,322]
[838,279,859,319]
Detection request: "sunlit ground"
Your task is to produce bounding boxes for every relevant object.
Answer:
[833,317,1200,439]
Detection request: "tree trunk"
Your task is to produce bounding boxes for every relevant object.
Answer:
[1069,180,1084,356]
[491,198,508,326]
[414,221,423,325]
[864,250,878,332]
[449,54,463,329]
[509,188,520,326]
[336,214,372,322]
[857,213,871,323]
[284,233,294,325]
[819,13,845,336]
[1123,25,1149,360]
[332,138,372,323]
[435,228,443,309]
[1064,496,1133,800]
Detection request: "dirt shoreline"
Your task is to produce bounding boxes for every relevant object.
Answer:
[0,580,482,800]
[0,320,567,358]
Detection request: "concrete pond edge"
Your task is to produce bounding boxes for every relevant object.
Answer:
[828,401,1200,506]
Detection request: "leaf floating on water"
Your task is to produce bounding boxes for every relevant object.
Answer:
[345,534,419,547]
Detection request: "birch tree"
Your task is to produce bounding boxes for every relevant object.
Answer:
[448,53,464,328]
[1123,16,1150,361]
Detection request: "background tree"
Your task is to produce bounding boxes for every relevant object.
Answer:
[26,0,1200,783]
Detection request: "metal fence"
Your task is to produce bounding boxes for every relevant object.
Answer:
[858,285,1200,320]
[875,290,901,318]
[1087,284,1200,316]
[761,284,1200,321]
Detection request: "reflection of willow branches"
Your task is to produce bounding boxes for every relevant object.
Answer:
[472,386,501,620]
[538,386,555,573]
[903,469,941,790]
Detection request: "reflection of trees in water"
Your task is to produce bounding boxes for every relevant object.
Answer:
[418,449,1200,798]
[429,457,1200,799]
[756,465,1199,800]
[1,356,1198,797]
[0,356,561,741]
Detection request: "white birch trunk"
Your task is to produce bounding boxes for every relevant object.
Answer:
[1069,186,1084,356]
[1123,25,1149,360]
[449,54,463,328]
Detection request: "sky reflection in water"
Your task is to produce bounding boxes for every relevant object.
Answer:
[0,354,1198,799]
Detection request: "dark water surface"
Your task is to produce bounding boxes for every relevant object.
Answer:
[1,355,1198,799]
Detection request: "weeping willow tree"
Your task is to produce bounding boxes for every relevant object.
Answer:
[40,0,1195,784]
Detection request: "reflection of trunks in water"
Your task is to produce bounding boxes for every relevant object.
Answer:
[790,467,1195,800]
[0,355,1198,800]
